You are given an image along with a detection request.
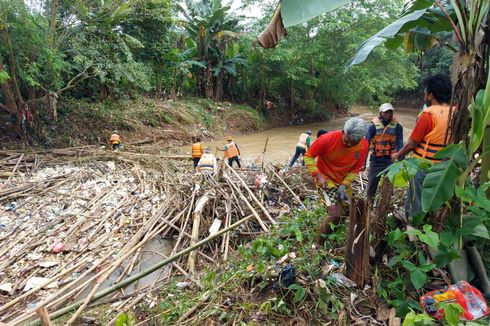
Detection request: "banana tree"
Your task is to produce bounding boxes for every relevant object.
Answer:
[347,0,489,142]
[176,0,241,98]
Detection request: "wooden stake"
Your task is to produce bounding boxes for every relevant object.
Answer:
[35,307,52,326]
[345,197,370,287]
[260,137,269,171]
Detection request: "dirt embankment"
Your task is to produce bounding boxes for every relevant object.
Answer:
[0,97,264,149]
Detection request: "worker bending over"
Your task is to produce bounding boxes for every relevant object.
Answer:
[109,130,123,150]
[304,118,368,246]
[290,130,312,167]
[197,147,217,175]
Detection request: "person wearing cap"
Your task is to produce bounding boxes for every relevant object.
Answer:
[191,137,204,169]
[197,146,217,175]
[392,74,452,218]
[217,136,241,168]
[304,118,369,245]
[109,130,123,150]
[365,103,403,205]
[289,130,312,167]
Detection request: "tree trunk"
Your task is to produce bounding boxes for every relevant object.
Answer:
[3,31,24,109]
[215,71,223,101]
[205,66,213,98]
[0,61,18,114]
[372,177,393,256]
[48,0,59,48]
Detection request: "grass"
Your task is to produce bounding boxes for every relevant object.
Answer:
[36,96,264,147]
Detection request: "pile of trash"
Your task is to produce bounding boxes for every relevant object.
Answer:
[0,149,313,324]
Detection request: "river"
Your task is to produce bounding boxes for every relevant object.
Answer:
[202,105,419,164]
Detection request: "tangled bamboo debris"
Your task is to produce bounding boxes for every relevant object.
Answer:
[0,147,312,324]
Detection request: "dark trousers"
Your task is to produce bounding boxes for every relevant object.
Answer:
[193,157,200,168]
[112,143,121,150]
[290,147,306,167]
[228,156,241,168]
[405,170,427,219]
[367,159,391,199]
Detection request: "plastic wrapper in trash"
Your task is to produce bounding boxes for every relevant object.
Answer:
[329,273,357,287]
[420,280,489,321]
[273,263,296,291]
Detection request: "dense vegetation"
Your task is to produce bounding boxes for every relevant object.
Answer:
[0,0,452,139]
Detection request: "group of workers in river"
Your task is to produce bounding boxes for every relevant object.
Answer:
[187,74,451,245]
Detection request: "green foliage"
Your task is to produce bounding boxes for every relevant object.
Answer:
[422,143,468,212]
[402,311,434,325]
[115,312,136,326]
[441,302,464,325]
[382,158,430,188]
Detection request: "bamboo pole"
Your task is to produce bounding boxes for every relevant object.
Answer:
[188,193,210,273]
[3,153,24,188]
[226,164,276,225]
[225,175,269,233]
[268,166,305,209]
[29,214,254,325]
[0,258,87,313]
[260,137,269,171]
[35,307,52,326]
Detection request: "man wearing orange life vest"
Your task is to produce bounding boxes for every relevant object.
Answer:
[391,74,452,218]
[304,117,369,245]
[217,136,241,168]
[365,103,403,205]
[109,130,123,150]
[191,137,204,169]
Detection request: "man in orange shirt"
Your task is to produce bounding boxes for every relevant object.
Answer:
[304,117,369,245]
[109,130,123,150]
[392,74,452,219]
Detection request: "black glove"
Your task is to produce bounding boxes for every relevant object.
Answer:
[337,185,350,202]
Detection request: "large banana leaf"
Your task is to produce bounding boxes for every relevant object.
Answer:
[346,9,427,68]
[421,143,468,212]
[346,4,455,68]
[469,72,490,154]
[281,0,352,28]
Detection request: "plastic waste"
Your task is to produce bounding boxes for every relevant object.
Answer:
[273,263,296,291]
[4,202,17,211]
[52,242,65,253]
[420,280,489,321]
[23,277,58,291]
[0,283,12,293]
[208,218,222,235]
[329,273,357,288]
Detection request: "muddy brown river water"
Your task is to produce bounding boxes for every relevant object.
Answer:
[202,105,419,164]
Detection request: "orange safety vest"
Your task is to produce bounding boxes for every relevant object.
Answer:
[413,105,450,162]
[371,117,399,157]
[192,142,204,158]
[110,133,121,144]
[224,142,239,158]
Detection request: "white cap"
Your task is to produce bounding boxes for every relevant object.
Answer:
[379,103,394,112]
